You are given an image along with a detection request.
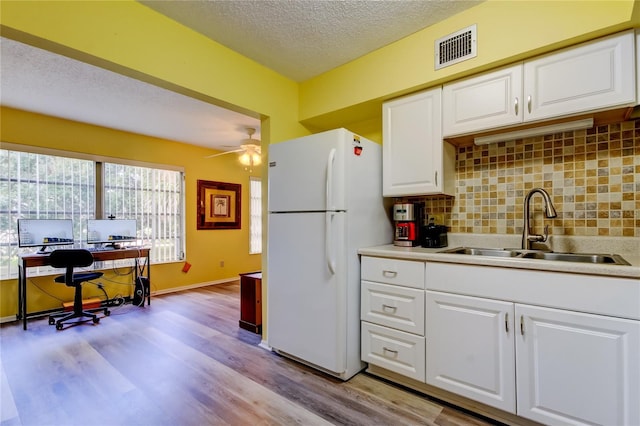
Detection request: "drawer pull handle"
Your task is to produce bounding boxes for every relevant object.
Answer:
[383,347,398,356]
[520,315,525,336]
[505,313,509,333]
[382,304,397,312]
[382,270,397,277]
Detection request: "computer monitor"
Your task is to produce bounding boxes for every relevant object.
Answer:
[17,219,75,253]
[86,219,138,248]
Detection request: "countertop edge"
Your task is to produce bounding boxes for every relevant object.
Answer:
[358,245,640,279]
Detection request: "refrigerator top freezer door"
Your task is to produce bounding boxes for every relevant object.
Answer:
[268,129,377,212]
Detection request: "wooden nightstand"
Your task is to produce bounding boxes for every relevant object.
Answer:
[239,272,262,334]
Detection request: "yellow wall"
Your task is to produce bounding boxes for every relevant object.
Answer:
[0,0,309,142]
[299,0,640,132]
[0,107,263,316]
[1,0,638,323]
[0,0,308,319]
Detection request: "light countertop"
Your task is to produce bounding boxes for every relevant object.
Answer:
[359,234,640,279]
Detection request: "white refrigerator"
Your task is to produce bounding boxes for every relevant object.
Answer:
[267,128,392,380]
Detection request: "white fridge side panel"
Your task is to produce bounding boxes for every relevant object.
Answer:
[344,138,393,375]
[268,129,347,212]
[267,211,347,375]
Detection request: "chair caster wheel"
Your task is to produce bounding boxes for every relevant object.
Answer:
[49,318,55,325]
[56,323,63,330]
[104,310,111,316]
[93,317,100,324]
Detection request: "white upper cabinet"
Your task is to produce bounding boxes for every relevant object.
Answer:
[382,88,454,197]
[443,30,636,137]
[636,29,640,105]
[524,30,636,121]
[442,64,523,137]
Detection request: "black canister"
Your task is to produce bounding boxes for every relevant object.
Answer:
[421,222,448,248]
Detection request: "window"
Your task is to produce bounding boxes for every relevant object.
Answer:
[103,163,184,263]
[0,146,185,280]
[249,177,262,254]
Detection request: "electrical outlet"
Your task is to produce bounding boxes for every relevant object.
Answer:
[219,260,224,267]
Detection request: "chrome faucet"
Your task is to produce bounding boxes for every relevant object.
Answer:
[522,188,557,250]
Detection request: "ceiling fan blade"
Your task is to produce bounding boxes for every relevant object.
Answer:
[204,149,242,159]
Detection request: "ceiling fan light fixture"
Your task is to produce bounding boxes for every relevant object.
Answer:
[238,146,261,168]
[205,127,261,171]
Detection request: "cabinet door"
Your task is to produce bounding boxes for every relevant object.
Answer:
[516,304,640,426]
[425,291,516,413]
[524,30,636,122]
[442,64,523,137]
[636,29,640,106]
[382,88,443,196]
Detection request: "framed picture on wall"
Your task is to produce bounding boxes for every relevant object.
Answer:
[197,180,241,229]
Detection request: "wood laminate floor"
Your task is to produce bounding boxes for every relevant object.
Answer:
[1,282,499,426]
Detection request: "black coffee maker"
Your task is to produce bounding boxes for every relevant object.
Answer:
[421,218,448,248]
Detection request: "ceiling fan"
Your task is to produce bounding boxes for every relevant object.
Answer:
[206,127,262,170]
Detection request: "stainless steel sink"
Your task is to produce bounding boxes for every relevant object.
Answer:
[439,247,631,265]
[439,247,522,257]
[520,252,631,265]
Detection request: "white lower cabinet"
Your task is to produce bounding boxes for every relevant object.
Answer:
[425,290,640,426]
[361,256,639,425]
[361,256,426,382]
[425,291,516,412]
[516,304,640,426]
[361,322,425,381]
[361,281,425,335]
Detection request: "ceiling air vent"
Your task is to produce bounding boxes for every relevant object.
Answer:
[435,24,477,70]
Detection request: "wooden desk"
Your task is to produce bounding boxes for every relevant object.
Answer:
[18,248,150,330]
[239,272,262,334]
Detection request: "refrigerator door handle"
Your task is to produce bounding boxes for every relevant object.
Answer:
[325,211,336,275]
[326,148,336,210]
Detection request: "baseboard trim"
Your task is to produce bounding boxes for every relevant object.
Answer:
[258,340,271,351]
[151,277,238,296]
[0,277,240,324]
[1,315,17,324]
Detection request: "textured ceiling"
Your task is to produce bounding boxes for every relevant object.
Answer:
[1,0,482,150]
[1,37,260,151]
[140,0,482,82]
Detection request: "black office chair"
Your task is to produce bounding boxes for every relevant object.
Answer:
[48,249,110,330]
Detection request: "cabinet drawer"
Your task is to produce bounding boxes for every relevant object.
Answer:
[361,281,425,335]
[361,322,425,382]
[361,257,425,289]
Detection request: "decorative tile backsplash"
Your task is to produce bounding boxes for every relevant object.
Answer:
[416,119,639,237]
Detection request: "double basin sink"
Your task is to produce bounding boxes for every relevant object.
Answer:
[439,247,631,265]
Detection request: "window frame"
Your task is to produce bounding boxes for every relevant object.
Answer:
[1,142,186,279]
[249,176,262,255]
